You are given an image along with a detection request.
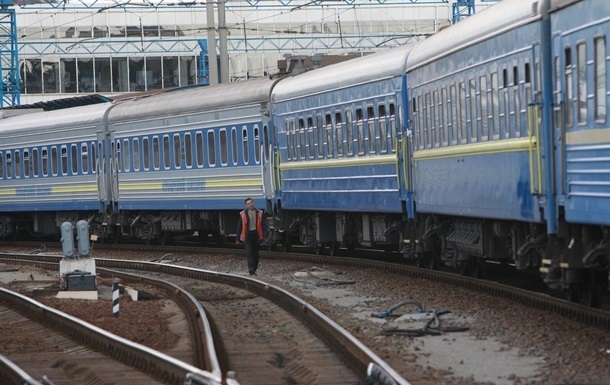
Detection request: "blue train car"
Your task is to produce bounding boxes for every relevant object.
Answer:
[404,0,554,272]
[271,46,414,254]
[541,0,610,304]
[106,78,279,244]
[0,104,112,239]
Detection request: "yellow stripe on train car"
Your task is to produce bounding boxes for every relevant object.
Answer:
[0,189,17,196]
[206,179,262,188]
[280,154,397,171]
[51,185,98,193]
[413,137,533,160]
[119,183,163,191]
[565,127,610,145]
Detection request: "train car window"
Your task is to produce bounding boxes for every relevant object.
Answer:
[469,79,477,142]
[14,150,21,178]
[379,105,388,153]
[367,106,376,154]
[133,138,140,171]
[423,94,430,149]
[513,67,521,138]
[345,109,354,155]
[0,152,3,179]
[415,96,422,150]
[207,131,216,167]
[153,136,161,170]
[389,103,397,152]
[196,132,204,167]
[480,75,489,141]
[325,113,333,158]
[123,139,130,172]
[411,97,419,150]
[254,125,261,164]
[449,85,457,145]
[440,89,448,146]
[174,134,183,168]
[23,150,30,178]
[565,46,574,128]
[184,133,193,168]
[335,112,344,156]
[316,115,323,157]
[61,146,68,175]
[13,150,22,179]
[91,143,97,174]
[220,129,228,166]
[502,81,510,139]
[42,148,48,176]
[577,42,588,125]
[291,119,297,160]
[432,92,439,148]
[459,81,467,143]
[356,108,364,155]
[295,118,306,159]
[143,137,151,170]
[594,36,607,122]
[307,116,314,158]
[70,144,78,174]
[231,128,238,165]
[525,62,532,107]
[32,149,39,177]
[81,144,89,174]
[163,135,171,169]
[554,57,563,131]
[491,73,500,139]
[114,142,120,173]
[5,152,12,179]
[263,125,270,162]
[51,147,58,176]
[242,127,249,165]
[285,119,291,160]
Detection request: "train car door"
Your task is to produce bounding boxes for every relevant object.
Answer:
[261,118,275,201]
[96,132,110,213]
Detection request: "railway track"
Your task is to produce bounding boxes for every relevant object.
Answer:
[0,283,221,385]
[3,242,609,324]
[0,252,410,385]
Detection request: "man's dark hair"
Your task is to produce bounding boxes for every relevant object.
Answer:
[245,197,253,204]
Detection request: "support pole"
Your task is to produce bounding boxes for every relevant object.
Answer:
[112,282,120,317]
[206,0,218,86]
[218,0,229,83]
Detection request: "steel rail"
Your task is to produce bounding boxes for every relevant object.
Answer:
[0,253,412,385]
[0,283,222,385]
[0,354,44,385]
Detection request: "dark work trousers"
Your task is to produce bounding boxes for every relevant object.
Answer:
[244,230,260,273]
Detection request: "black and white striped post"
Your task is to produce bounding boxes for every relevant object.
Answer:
[112,282,120,317]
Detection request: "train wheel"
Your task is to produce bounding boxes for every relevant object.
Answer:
[460,258,485,278]
[160,233,171,246]
[417,252,438,270]
[313,243,324,255]
[328,242,339,256]
[266,241,276,251]
[198,232,208,245]
[282,239,292,253]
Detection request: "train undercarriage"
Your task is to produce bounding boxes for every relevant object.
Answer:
[406,214,609,308]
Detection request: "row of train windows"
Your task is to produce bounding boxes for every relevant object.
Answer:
[411,61,535,150]
[0,143,98,180]
[559,36,606,127]
[285,103,398,160]
[114,126,265,172]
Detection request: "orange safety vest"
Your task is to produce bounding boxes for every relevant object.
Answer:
[240,209,264,242]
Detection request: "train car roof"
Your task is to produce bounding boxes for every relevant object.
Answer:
[108,77,279,123]
[0,102,113,135]
[271,44,415,102]
[406,0,549,71]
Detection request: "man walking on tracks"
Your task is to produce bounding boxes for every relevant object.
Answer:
[236,197,267,275]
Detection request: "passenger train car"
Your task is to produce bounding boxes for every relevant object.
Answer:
[105,78,279,244]
[0,104,113,239]
[0,0,607,305]
[270,45,413,255]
